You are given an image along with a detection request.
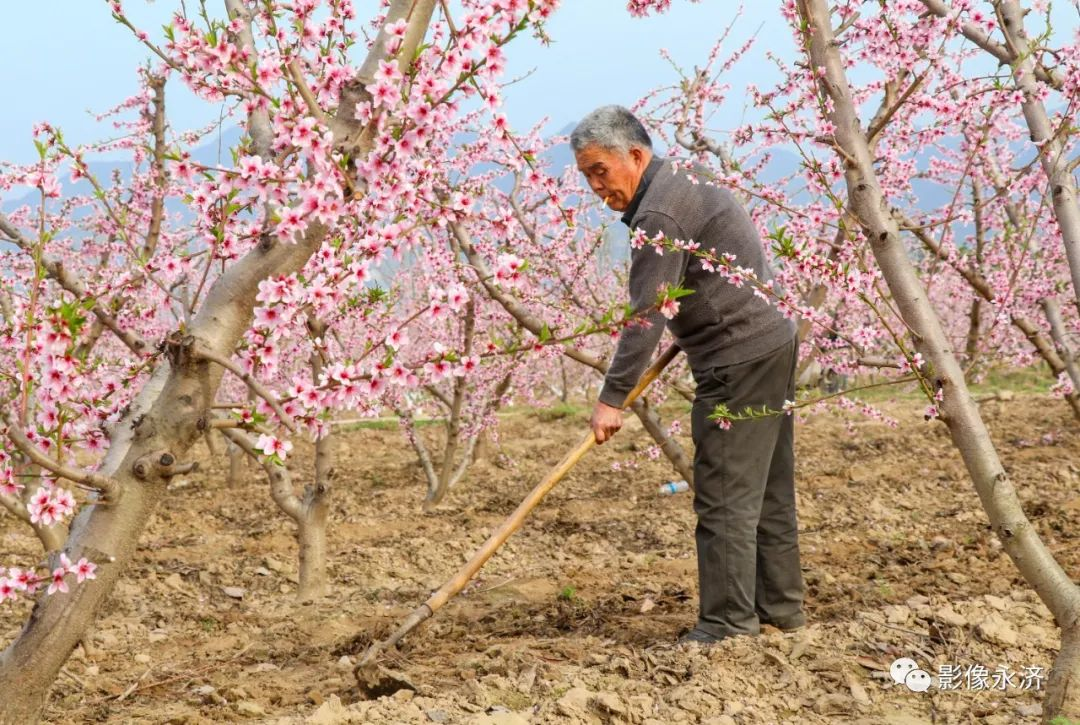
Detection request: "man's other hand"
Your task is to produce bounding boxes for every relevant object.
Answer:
[590,401,623,444]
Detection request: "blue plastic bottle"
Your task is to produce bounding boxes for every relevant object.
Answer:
[658,480,690,495]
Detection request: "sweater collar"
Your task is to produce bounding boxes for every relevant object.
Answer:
[620,155,662,227]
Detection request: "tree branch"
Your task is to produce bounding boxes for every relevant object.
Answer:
[143,76,168,259]
[192,346,298,433]
[224,0,273,157]
[218,427,302,520]
[918,0,1064,89]
[286,59,329,125]
[397,406,440,496]
[2,411,119,501]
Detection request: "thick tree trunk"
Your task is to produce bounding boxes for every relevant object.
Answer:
[296,319,334,601]
[472,431,493,463]
[423,301,474,511]
[0,366,198,725]
[1048,625,1080,717]
[297,430,333,601]
[222,426,331,601]
[297,506,328,602]
[559,356,569,403]
[965,297,982,363]
[31,523,65,554]
[0,226,330,721]
[227,436,246,485]
[796,2,1080,720]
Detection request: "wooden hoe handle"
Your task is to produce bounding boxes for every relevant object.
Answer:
[356,344,681,672]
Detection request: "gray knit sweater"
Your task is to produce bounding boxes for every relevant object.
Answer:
[598,156,796,408]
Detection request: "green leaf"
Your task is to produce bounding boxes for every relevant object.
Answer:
[769,225,796,259]
[708,402,733,421]
[367,285,387,304]
[57,300,88,337]
[665,285,696,301]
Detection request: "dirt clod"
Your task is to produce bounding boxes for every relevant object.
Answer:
[976,612,1019,646]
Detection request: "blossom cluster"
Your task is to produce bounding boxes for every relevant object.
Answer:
[0,554,96,603]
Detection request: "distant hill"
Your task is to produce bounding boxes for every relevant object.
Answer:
[2,126,244,218]
[7,113,1025,260]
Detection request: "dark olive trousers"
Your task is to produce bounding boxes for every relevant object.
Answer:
[689,337,805,638]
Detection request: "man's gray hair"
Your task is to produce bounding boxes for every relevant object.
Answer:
[570,105,652,154]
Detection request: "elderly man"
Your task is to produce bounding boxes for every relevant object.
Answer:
[571,105,805,645]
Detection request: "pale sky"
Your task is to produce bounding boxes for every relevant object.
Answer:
[0,1,785,164]
[3,2,1075,166]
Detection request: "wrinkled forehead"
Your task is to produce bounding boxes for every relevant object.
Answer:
[574,144,628,172]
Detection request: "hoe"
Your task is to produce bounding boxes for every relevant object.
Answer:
[355,343,681,692]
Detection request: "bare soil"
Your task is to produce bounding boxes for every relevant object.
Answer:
[3,393,1079,724]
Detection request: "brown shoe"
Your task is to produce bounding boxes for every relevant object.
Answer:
[760,613,806,633]
[677,628,724,646]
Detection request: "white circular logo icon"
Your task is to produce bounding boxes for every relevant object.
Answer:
[890,657,918,685]
[905,668,932,692]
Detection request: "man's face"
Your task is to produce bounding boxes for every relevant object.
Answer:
[575,145,651,212]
